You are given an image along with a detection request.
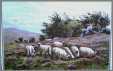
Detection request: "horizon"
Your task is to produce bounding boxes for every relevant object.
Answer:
[3,2,111,34]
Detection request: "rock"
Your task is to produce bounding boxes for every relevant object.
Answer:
[41,62,52,67]
[14,47,26,56]
[41,59,51,63]
[67,64,77,70]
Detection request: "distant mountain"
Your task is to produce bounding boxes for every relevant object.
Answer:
[3,28,40,44]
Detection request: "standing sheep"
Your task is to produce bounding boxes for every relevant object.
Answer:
[37,43,52,58]
[25,45,35,57]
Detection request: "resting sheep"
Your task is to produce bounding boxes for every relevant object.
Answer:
[52,47,70,60]
[63,47,75,59]
[79,46,96,58]
[53,41,63,47]
[69,46,80,58]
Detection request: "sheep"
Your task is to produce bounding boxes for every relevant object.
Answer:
[79,46,96,58]
[63,47,75,59]
[25,45,35,57]
[53,41,63,47]
[37,43,52,57]
[69,46,80,58]
[45,39,52,42]
[52,47,70,60]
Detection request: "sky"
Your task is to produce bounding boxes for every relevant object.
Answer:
[2,1,111,34]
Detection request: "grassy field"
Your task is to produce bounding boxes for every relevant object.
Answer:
[4,39,109,70]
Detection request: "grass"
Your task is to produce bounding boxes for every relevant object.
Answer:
[4,41,109,70]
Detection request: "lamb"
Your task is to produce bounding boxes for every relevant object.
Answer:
[79,46,96,57]
[53,41,63,47]
[52,47,70,60]
[69,46,80,58]
[25,45,35,56]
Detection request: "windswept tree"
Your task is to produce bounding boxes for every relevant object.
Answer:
[41,13,65,38]
[41,12,83,38]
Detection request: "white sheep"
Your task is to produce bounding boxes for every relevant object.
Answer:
[45,39,52,42]
[52,47,70,60]
[63,47,75,59]
[79,47,96,57]
[25,45,35,56]
[53,41,63,47]
[37,43,52,57]
[70,46,80,58]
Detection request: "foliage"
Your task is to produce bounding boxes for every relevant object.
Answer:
[41,12,82,38]
[29,37,36,43]
[80,12,110,32]
[39,35,46,41]
[18,37,23,43]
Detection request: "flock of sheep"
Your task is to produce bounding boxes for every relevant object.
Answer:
[23,40,97,60]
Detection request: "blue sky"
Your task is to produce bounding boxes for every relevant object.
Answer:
[2,2,111,34]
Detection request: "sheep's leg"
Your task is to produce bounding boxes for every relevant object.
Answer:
[57,53,61,60]
[38,48,41,56]
[51,48,54,60]
[26,48,29,56]
[44,51,48,58]
[29,48,32,57]
[40,50,42,56]
[32,49,35,56]
[55,53,58,60]
[46,48,50,58]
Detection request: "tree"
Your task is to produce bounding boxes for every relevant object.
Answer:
[80,12,110,32]
[41,12,83,38]
[39,35,46,41]
[41,13,65,38]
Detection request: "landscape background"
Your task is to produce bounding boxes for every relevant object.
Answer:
[2,1,111,70]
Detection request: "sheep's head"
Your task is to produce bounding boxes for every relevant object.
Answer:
[71,46,80,58]
[37,43,41,47]
[75,50,80,57]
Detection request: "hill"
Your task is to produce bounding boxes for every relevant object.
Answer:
[3,28,40,44]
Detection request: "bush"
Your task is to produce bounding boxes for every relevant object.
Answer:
[18,37,23,43]
[39,35,46,41]
[29,37,36,43]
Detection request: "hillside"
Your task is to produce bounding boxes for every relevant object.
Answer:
[4,33,110,70]
[3,28,40,44]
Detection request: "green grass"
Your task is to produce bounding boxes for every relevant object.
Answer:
[4,41,109,70]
